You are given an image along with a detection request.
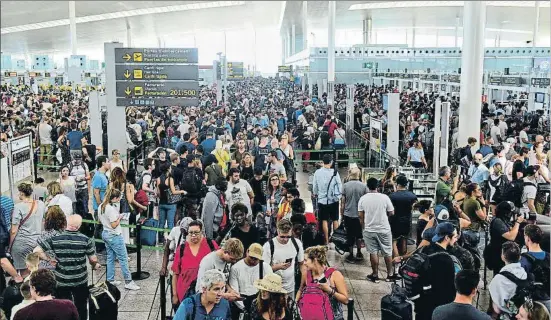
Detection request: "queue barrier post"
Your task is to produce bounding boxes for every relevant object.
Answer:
[347,298,355,320]
[159,275,167,320]
[131,222,150,280]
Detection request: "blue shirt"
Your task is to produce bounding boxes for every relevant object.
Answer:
[277,118,286,133]
[174,293,231,320]
[0,195,14,240]
[201,138,216,155]
[92,170,109,211]
[312,167,343,205]
[478,145,493,158]
[67,130,84,150]
[520,251,547,274]
[407,147,425,162]
[468,164,490,185]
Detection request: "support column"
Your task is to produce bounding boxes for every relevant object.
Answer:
[363,18,372,45]
[104,42,126,161]
[454,16,460,47]
[532,0,540,47]
[125,18,132,47]
[435,29,439,47]
[302,1,308,50]
[412,28,416,48]
[286,29,291,58]
[281,35,286,64]
[458,1,486,149]
[328,0,336,82]
[291,24,296,56]
[69,1,77,55]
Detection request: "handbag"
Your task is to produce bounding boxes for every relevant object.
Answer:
[330,223,348,255]
[9,200,36,253]
[162,175,182,204]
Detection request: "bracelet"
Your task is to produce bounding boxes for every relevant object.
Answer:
[329,288,336,297]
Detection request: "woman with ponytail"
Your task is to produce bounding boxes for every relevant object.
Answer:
[99,188,140,291]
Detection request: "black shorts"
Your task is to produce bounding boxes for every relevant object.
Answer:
[318,202,339,221]
[390,221,411,240]
[343,216,362,246]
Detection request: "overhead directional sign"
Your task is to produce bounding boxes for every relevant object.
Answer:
[115,48,198,64]
[115,65,198,81]
[228,61,244,80]
[117,97,199,107]
[278,65,292,73]
[116,81,199,98]
[531,78,550,86]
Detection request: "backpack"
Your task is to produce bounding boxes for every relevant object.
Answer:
[499,271,547,315]
[399,248,449,301]
[420,130,435,155]
[88,281,121,320]
[127,127,139,145]
[276,148,294,177]
[137,172,151,191]
[521,252,550,299]
[50,125,59,143]
[501,180,536,208]
[181,168,201,195]
[488,175,509,203]
[297,267,337,320]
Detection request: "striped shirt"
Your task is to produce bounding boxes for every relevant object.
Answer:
[0,196,14,241]
[38,230,95,287]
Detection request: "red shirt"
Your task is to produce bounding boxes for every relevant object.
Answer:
[323,120,338,138]
[171,237,219,301]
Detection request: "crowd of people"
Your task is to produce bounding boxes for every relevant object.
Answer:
[0,78,549,320]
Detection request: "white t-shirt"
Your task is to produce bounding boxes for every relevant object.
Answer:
[38,123,53,145]
[490,126,501,144]
[196,251,231,292]
[498,121,508,138]
[229,259,273,296]
[99,204,122,235]
[358,193,394,233]
[47,194,74,217]
[519,130,530,148]
[520,177,537,216]
[226,179,253,214]
[262,238,304,293]
[177,123,190,138]
[167,226,183,252]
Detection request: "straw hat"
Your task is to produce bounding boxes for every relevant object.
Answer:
[254,273,287,294]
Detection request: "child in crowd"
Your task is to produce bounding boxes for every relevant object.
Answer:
[32,177,48,201]
[24,253,39,282]
[9,281,34,320]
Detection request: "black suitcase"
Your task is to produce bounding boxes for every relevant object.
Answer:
[381,284,413,320]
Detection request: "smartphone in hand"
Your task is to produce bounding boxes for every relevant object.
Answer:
[285,258,293,264]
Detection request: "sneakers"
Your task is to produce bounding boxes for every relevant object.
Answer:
[125,281,140,291]
[109,280,122,286]
[385,274,402,282]
[345,254,356,264]
[366,274,380,283]
[355,253,365,262]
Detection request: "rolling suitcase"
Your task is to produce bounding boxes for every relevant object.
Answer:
[381,284,412,320]
[139,218,158,246]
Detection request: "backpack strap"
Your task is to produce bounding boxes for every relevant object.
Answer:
[259,261,264,280]
[499,271,525,287]
[206,238,216,252]
[291,237,300,261]
[190,295,197,320]
[269,239,275,266]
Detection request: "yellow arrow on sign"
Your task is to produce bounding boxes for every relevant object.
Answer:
[123,53,131,61]
[124,70,131,79]
[124,87,131,95]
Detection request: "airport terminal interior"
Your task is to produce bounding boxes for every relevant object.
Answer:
[0,1,550,320]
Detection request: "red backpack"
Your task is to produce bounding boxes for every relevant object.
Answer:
[134,190,149,213]
[298,267,336,320]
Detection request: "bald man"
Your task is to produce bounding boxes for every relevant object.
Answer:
[34,214,100,320]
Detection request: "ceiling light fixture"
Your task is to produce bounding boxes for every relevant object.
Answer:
[1,1,245,34]
[349,1,549,10]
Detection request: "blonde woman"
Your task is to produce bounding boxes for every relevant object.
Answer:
[297,245,348,320]
[46,181,73,217]
[99,188,140,290]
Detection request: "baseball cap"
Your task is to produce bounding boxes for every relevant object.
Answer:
[434,205,450,223]
[248,243,263,260]
[179,217,194,232]
[432,222,455,243]
[525,165,537,176]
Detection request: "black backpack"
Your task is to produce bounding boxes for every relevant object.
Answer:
[522,252,550,299]
[181,168,201,195]
[275,148,294,178]
[501,180,536,208]
[499,271,548,314]
[399,248,449,301]
[88,281,121,320]
[136,172,151,191]
[50,126,59,143]
[488,175,509,203]
[127,127,139,145]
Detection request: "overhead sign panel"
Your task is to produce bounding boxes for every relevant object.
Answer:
[531,78,550,86]
[489,77,502,85]
[117,97,199,107]
[228,61,244,80]
[115,48,198,64]
[115,65,198,81]
[278,65,292,73]
[116,81,199,98]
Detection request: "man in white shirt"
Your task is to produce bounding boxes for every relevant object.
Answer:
[490,119,502,146]
[358,177,397,283]
[497,115,508,138]
[177,117,191,139]
[38,117,53,167]
[519,123,531,148]
[263,219,305,299]
[226,167,254,215]
[229,243,273,313]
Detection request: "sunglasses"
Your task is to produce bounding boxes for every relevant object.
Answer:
[279,235,292,239]
[271,178,279,181]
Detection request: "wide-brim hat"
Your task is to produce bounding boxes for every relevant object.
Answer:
[254,273,287,294]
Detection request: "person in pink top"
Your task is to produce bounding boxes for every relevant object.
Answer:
[171,220,218,311]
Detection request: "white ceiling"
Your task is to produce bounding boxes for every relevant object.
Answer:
[0,1,283,55]
[282,1,550,43]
